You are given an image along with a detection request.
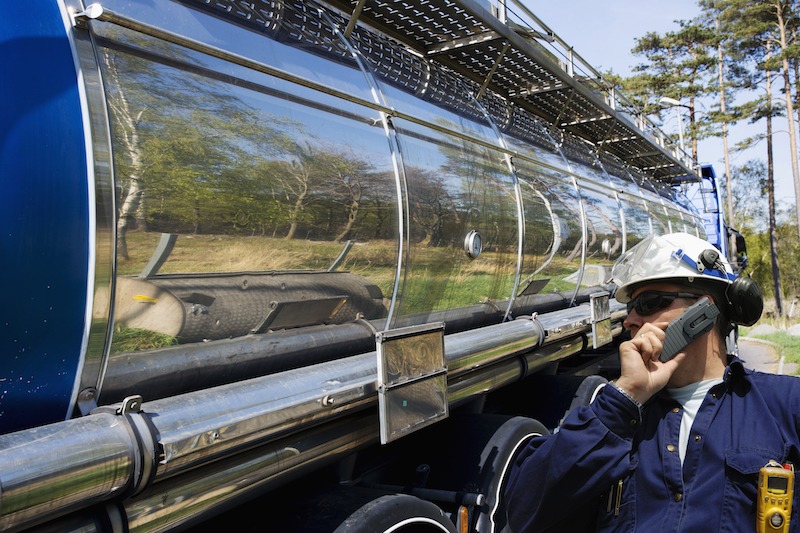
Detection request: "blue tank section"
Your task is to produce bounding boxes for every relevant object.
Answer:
[0,0,89,433]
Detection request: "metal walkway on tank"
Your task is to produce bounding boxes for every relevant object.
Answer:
[322,0,698,184]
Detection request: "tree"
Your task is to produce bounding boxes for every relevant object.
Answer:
[733,53,786,313]
[719,0,800,239]
[699,0,752,230]
[630,21,717,161]
[764,0,800,240]
[715,0,800,312]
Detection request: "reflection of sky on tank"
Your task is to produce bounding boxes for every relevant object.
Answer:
[98,0,392,162]
[378,83,500,147]
[101,0,377,102]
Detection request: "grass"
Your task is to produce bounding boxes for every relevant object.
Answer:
[111,324,177,353]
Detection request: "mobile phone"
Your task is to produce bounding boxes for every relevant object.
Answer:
[658,296,720,362]
[757,461,793,533]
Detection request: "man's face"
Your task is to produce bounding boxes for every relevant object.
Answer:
[623,282,703,336]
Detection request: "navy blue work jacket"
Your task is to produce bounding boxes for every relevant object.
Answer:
[505,359,800,532]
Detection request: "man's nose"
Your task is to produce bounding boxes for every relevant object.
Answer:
[623,309,642,331]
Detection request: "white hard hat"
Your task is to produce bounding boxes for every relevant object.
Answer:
[610,232,735,303]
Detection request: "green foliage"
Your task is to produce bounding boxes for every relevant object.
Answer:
[745,223,800,301]
[729,160,768,229]
[111,325,177,354]
[630,21,717,136]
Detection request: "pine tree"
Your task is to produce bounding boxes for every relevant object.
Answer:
[716,0,792,312]
[630,21,717,161]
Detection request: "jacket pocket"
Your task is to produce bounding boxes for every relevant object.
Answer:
[721,449,785,532]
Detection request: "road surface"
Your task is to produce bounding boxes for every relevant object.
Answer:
[738,337,798,375]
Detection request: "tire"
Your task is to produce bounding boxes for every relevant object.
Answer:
[559,375,607,425]
[333,493,457,533]
[471,416,549,533]
[487,374,608,431]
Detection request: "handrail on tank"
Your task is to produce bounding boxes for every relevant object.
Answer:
[490,0,696,171]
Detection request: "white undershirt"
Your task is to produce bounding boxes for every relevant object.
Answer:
[664,378,724,464]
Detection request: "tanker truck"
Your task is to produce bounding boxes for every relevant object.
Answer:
[1,0,744,531]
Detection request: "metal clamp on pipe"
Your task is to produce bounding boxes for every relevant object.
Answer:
[92,395,158,498]
[514,313,545,380]
[520,312,546,348]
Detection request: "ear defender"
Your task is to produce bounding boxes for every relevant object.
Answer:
[726,275,763,327]
[694,248,763,327]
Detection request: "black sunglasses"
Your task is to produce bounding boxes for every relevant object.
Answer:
[626,291,701,316]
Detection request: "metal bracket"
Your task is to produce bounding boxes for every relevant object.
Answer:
[70,3,105,28]
[376,323,448,444]
[91,394,156,497]
[117,395,143,415]
[477,41,510,100]
[343,0,367,38]
[590,292,612,349]
[139,233,177,279]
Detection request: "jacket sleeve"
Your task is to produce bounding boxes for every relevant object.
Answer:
[504,384,643,533]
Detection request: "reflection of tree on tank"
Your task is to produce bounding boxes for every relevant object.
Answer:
[104,35,298,253]
[406,166,458,247]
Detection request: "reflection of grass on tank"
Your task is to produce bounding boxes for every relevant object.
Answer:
[111,232,610,350]
[118,231,399,276]
[112,232,390,348]
[121,230,399,292]
[111,324,177,353]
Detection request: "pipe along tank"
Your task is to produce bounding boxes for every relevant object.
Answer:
[1,0,740,531]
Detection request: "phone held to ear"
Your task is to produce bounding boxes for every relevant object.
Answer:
[658,296,720,363]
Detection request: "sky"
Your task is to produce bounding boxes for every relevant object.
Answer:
[524,0,700,77]
[519,0,796,217]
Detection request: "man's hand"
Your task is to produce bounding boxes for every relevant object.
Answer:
[614,322,686,405]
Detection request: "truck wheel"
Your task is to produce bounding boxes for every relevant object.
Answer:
[334,493,456,532]
[471,416,548,533]
[559,374,607,424]
[488,374,608,431]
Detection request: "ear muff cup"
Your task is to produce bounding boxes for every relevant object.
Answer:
[727,276,763,326]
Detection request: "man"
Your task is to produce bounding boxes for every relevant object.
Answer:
[504,232,800,532]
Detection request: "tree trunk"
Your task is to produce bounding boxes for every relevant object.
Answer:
[335,197,360,243]
[792,29,800,141]
[766,53,784,315]
[105,53,146,261]
[776,4,800,240]
[689,95,699,162]
[284,165,310,240]
[335,179,362,243]
[715,18,735,232]
[135,192,148,232]
[285,194,305,240]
